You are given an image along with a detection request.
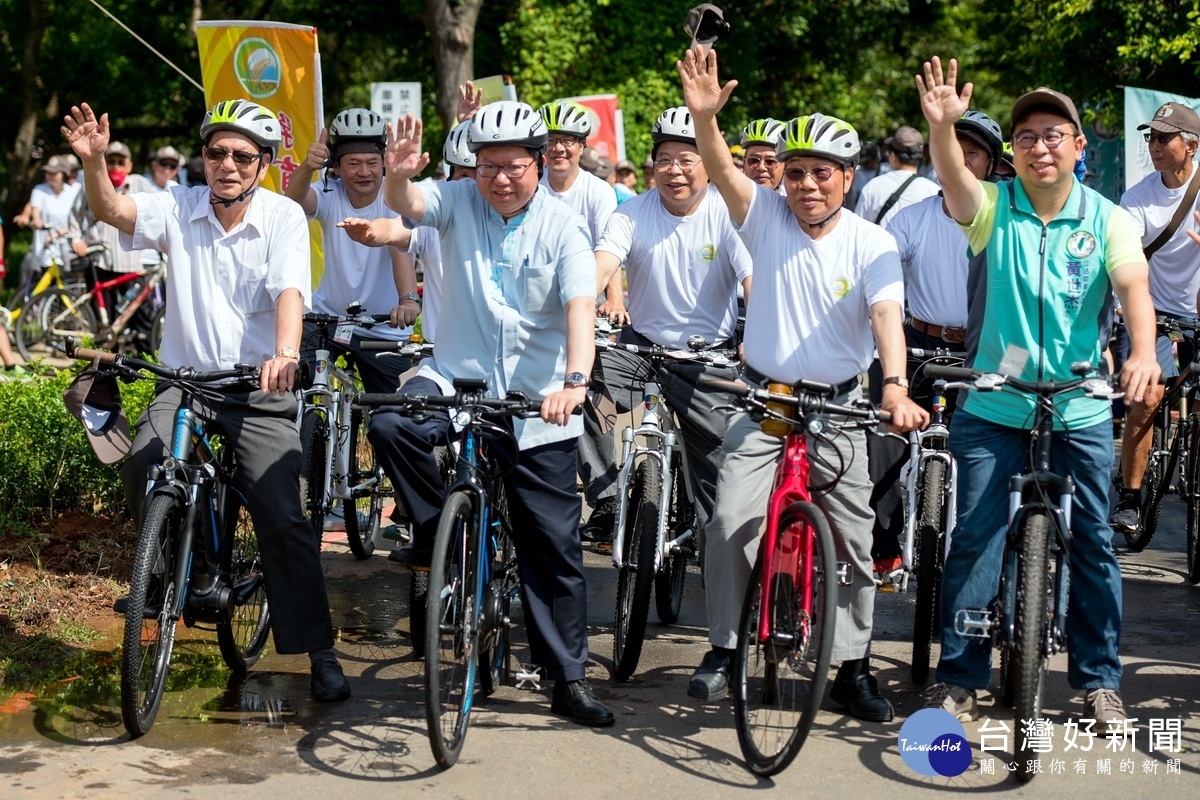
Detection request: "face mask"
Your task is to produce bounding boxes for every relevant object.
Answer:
[107,169,129,188]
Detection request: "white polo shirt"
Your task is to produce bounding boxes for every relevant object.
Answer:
[596,187,752,348]
[540,168,617,245]
[856,169,940,227]
[1120,168,1200,317]
[738,184,904,384]
[411,225,443,342]
[121,185,311,371]
[886,194,969,328]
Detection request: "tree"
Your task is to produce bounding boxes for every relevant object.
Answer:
[425,0,485,131]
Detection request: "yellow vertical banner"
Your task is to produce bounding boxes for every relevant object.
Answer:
[195,21,325,280]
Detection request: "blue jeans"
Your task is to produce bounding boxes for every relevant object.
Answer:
[936,411,1122,691]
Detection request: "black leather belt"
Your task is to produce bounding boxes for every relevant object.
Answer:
[743,366,859,403]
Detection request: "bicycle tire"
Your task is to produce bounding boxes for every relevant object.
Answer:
[148,305,165,353]
[121,494,182,738]
[480,485,515,696]
[216,489,271,672]
[16,288,98,361]
[1186,418,1200,584]
[410,569,429,659]
[344,407,384,560]
[425,490,478,769]
[655,454,690,624]
[1013,510,1051,783]
[613,458,661,682]
[299,409,327,547]
[911,458,946,684]
[734,500,836,777]
[1128,424,1167,550]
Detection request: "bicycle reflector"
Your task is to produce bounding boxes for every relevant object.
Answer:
[64,357,132,464]
[684,3,731,49]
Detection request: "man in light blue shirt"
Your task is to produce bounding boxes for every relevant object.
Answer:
[368,102,613,727]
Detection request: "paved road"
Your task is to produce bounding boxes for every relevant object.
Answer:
[2,491,1198,798]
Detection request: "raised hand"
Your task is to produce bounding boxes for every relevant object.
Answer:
[385,115,429,180]
[61,103,110,162]
[677,44,738,121]
[303,128,330,170]
[915,56,973,128]
[457,81,483,123]
[337,216,384,246]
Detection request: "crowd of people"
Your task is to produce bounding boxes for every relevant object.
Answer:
[34,41,1197,741]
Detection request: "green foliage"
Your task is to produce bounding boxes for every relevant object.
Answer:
[0,368,154,524]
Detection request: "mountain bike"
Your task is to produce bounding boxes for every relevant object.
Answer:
[702,376,888,777]
[297,307,394,559]
[6,228,97,346]
[596,335,736,681]
[66,342,270,738]
[358,380,563,769]
[927,362,1120,783]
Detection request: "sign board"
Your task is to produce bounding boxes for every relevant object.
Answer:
[372,82,422,121]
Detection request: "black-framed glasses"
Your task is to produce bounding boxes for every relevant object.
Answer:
[654,157,701,172]
[1143,132,1181,145]
[476,160,536,179]
[784,165,837,183]
[204,145,265,168]
[547,135,583,150]
[156,160,180,169]
[745,155,780,169]
[1012,129,1075,150]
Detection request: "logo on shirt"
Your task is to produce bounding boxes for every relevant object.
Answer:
[234,38,281,100]
[700,243,717,262]
[832,276,852,299]
[1065,230,1096,259]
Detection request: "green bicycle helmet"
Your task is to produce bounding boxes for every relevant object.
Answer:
[200,99,282,159]
[538,99,594,139]
[740,118,784,148]
[778,114,860,167]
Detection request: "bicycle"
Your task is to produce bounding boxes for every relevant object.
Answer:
[65,341,270,738]
[297,305,394,559]
[926,361,1120,783]
[18,259,166,360]
[358,380,565,768]
[5,227,97,339]
[702,376,888,777]
[1119,317,1200,570]
[595,335,736,681]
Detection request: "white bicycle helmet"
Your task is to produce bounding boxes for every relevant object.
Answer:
[740,118,784,148]
[467,101,548,154]
[200,99,282,159]
[778,114,860,166]
[651,106,697,147]
[328,107,387,159]
[538,99,594,138]
[955,110,1004,173]
[443,120,476,169]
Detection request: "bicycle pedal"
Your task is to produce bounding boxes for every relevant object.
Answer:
[953,608,993,639]
[515,663,544,691]
[836,562,853,586]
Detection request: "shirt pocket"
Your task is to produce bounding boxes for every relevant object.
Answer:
[518,261,559,316]
[234,262,274,316]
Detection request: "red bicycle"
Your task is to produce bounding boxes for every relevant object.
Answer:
[703,376,887,776]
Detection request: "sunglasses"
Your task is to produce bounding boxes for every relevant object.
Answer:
[784,165,838,183]
[204,145,265,168]
[157,160,180,169]
[745,155,780,169]
[1143,132,1181,146]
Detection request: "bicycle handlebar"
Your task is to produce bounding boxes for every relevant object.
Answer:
[355,390,583,419]
[68,340,260,385]
[922,363,1120,400]
[359,339,434,356]
[595,338,737,367]
[304,311,393,328]
[1156,315,1200,334]
[697,376,892,425]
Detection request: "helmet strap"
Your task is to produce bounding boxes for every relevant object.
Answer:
[209,185,257,208]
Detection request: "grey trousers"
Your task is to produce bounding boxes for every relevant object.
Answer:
[121,386,335,655]
[703,409,876,661]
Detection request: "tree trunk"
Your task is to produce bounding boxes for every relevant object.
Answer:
[3,0,52,254]
[424,0,485,133]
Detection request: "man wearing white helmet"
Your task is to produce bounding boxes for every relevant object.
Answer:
[740,118,785,190]
[285,107,420,393]
[678,48,927,720]
[63,99,352,703]
[584,105,753,548]
[372,102,613,727]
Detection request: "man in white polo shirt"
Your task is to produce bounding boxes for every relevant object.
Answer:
[856,125,940,227]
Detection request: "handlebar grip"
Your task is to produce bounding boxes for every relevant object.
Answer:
[69,342,117,364]
[922,364,979,380]
[695,375,750,396]
[359,340,405,352]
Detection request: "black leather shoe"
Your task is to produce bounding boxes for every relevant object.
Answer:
[388,544,433,568]
[830,673,894,722]
[551,679,615,727]
[581,498,617,544]
[688,648,732,701]
[311,657,351,703]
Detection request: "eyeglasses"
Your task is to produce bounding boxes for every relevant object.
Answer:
[156,160,180,169]
[745,156,780,169]
[104,156,128,166]
[1012,129,1075,150]
[204,145,265,168]
[476,160,536,179]
[654,157,701,172]
[547,135,583,150]
[1143,132,1181,145]
[784,165,838,183]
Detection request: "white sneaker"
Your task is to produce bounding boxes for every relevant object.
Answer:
[1084,689,1130,726]
[924,682,979,722]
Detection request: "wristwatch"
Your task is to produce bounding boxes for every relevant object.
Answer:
[882,376,910,390]
[398,292,421,304]
[564,372,590,388]
[276,346,299,359]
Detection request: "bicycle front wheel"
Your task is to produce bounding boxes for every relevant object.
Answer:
[1128,424,1167,550]
[655,453,690,624]
[121,494,182,738]
[16,288,98,361]
[299,408,327,547]
[216,489,271,672]
[425,490,479,769]
[1013,510,1051,783]
[912,458,946,684]
[1185,418,1200,584]
[344,407,384,559]
[734,500,836,777]
[480,485,515,696]
[613,458,661,681]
